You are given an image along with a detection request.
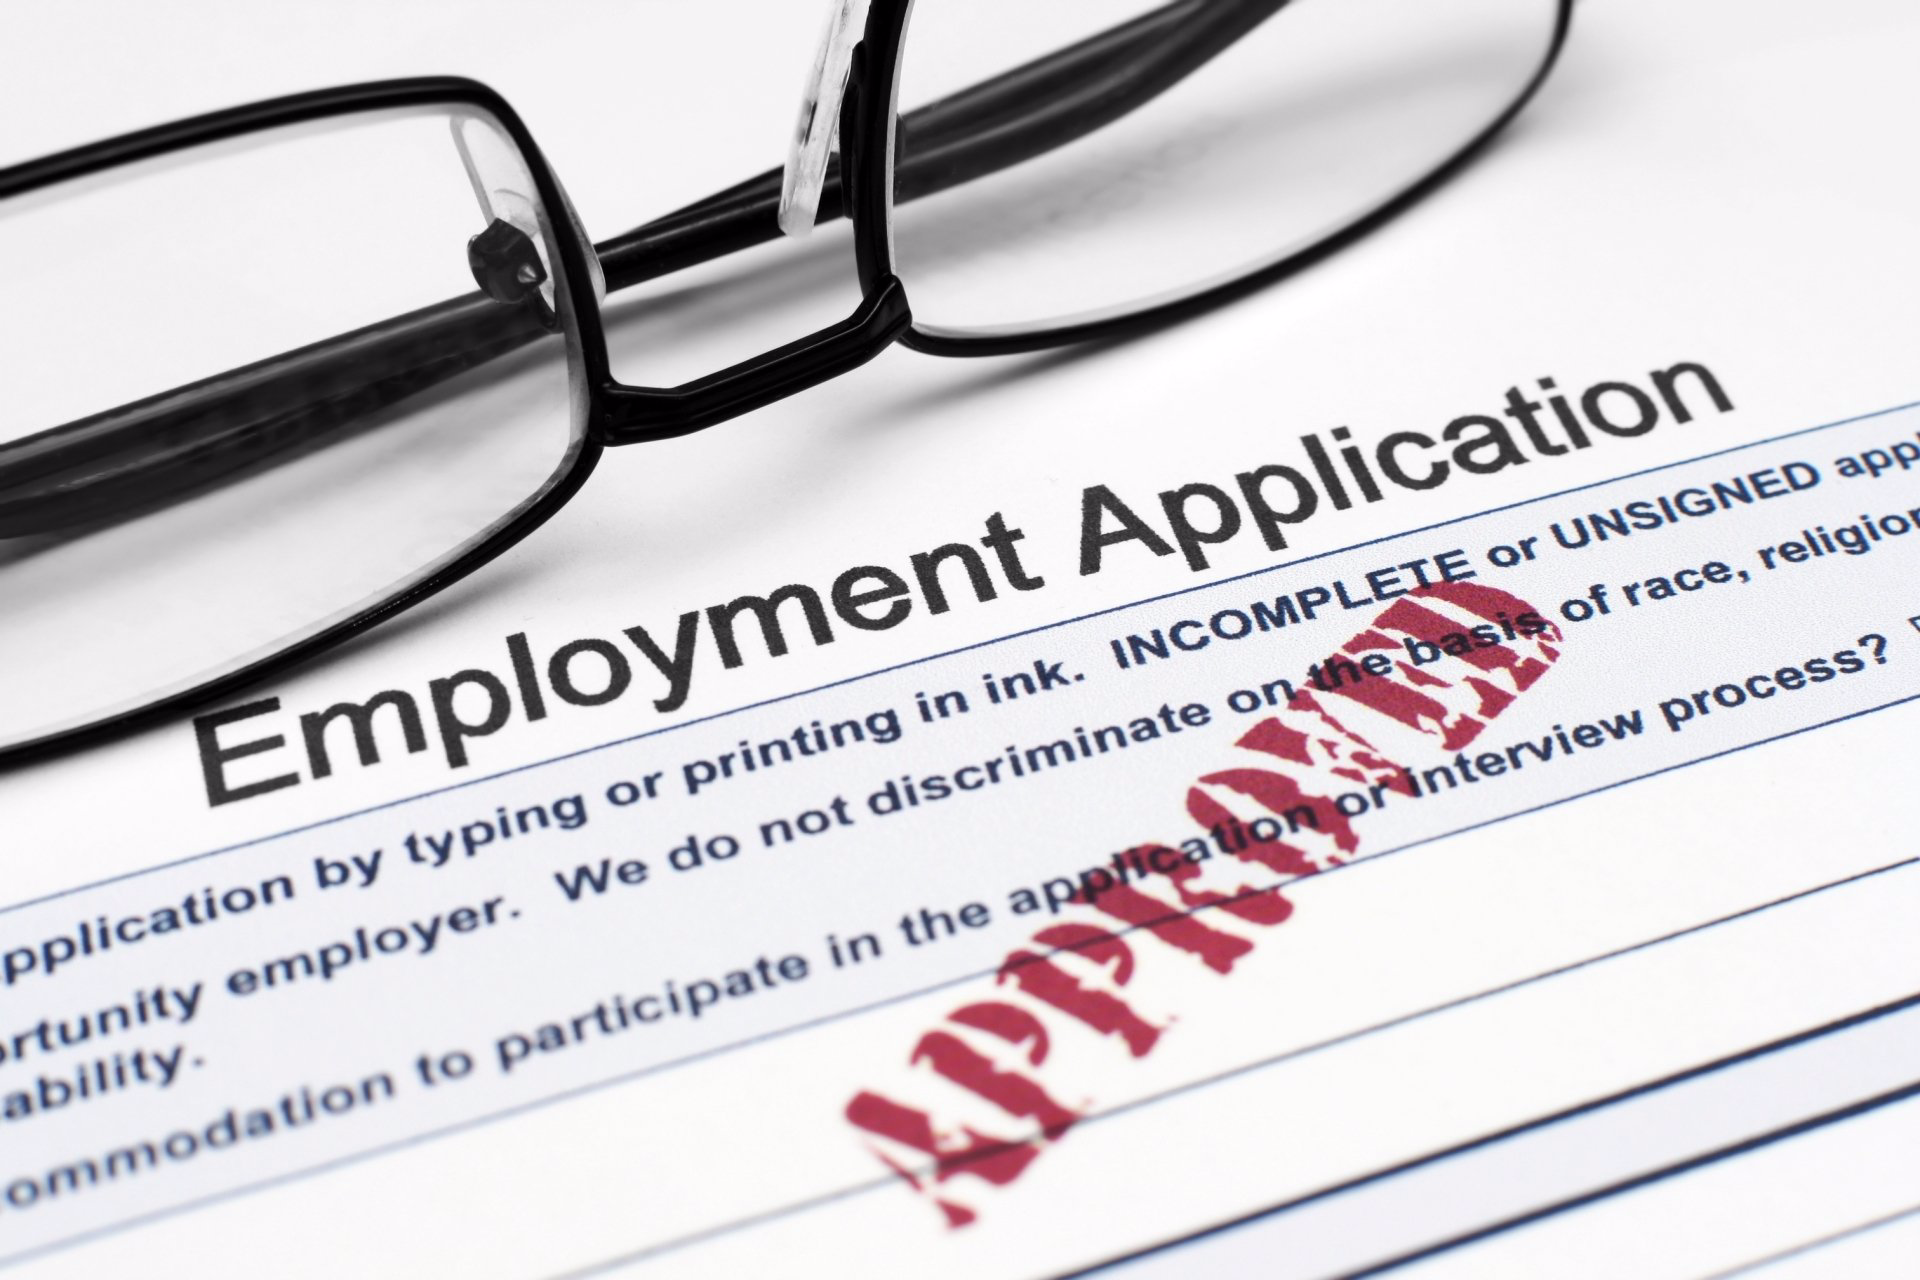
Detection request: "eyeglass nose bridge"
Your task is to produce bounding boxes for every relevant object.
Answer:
[596,273,909,444]
[587,0,905,446]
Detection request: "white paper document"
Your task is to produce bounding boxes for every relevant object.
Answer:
[3,2,1918,1277]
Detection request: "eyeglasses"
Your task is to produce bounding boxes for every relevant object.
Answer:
[0,0,1571,765]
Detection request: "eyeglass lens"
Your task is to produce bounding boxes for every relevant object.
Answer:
[0,107,586,752]
[891,0,1560,336]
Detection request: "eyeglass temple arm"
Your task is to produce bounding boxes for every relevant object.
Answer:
[0,0,1283,533]
[0,297,553,538]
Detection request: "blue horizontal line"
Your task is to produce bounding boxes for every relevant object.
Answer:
[5,691,1916,1272]
[6,395,1915,917]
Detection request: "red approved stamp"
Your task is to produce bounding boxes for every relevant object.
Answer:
[844,581,1563,1227]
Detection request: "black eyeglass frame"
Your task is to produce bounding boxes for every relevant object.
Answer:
[0,0,1575,768]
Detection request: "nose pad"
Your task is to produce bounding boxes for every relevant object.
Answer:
[450,113,603,325]
[780,0,871,239]
[468,217,552,321]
